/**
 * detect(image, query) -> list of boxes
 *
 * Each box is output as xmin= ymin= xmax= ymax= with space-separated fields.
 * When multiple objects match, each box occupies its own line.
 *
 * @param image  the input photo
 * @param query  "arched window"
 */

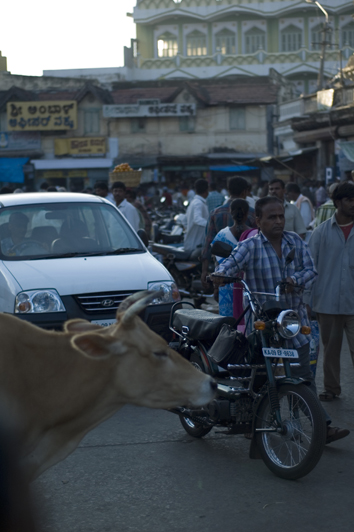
xmin=342 ymin=22 xmax=354 ymax=47
xmin=244 ymin=28 xmax=266 ymax=54
xmin=157 ymin=32 xmax=178 ymax=57
xmin=215 ymin=28 xmax=236 ymax=55
xmin=186 ymin=30 xmax=207 ymax=56
xmin=310 ymin=24 xmax=333 ymax=51
xmin=281 ymin=25 xmax=302 ymax=52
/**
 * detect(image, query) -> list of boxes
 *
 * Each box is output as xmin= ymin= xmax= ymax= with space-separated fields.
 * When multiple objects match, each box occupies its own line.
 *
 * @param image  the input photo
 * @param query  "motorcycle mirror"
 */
xmin=285 ymin=247 xmax=295 ymax=266
xmin=137 ymin=229 xmax=149 ymax=247
xmin=211 ymin=241 xmax=233 ymax=258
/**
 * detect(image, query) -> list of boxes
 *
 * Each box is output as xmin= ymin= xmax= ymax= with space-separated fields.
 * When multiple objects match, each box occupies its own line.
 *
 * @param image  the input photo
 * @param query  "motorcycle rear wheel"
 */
xmin=255 ymin=383 xmax=326 ymax=480
xmin=179 ymin=352 xmax=213 ymax=438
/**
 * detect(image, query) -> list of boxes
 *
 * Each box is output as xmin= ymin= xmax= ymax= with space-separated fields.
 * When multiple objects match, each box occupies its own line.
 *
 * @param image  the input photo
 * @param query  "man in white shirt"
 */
xmin=111 ymin=181 xmax=140 ymax=232
xmin=184 ymin=179 xmax=209 ymax=254
xmin=285 ymin=182 xmax=314 ymax=228
xmin=268 ymin=178 xmax=306 ymax=237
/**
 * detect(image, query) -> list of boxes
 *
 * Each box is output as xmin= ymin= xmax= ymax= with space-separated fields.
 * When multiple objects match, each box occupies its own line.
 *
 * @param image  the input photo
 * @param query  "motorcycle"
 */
xmin=168 ymin=241 xmax=327 ymax=480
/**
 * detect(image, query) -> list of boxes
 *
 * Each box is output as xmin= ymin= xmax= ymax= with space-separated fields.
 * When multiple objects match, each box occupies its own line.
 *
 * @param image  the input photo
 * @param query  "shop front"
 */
xmin=30 ymin=158 xmax=114 ymax=191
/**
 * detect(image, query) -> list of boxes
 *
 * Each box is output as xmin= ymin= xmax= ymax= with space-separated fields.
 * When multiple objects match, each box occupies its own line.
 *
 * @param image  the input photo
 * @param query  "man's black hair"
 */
xmin=111 ymin=181 xmax=126 ymax=191
xmin=332 ymin=181 xmax=354 ymax=204
xmin=39 ymin=181 xmax=49 ymax=190
xmin=269 ymin=178 xmax=285 ymax=189
xmin=94 ymin=181 xmax=108 ymax=191
xmin=195 ymin=179 xmax=208 ymax=195
xmin=227 ymin=176 xmax=249 ymax=196
xmin=230 ymin=199 xmax=249 ymax=225
xmin=255 ymin=196 xmax=284 ymax=218
xmin=285 ymin=182 xmax=301 ymax=194
xmin=126 ymin=189 xmax=137 ymax=200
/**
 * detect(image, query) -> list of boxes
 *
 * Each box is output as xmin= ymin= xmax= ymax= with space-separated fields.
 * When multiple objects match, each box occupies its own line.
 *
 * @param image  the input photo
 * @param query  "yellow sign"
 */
xmin=54 ymin=137 xmax=106 ymax=156
xmin=7 ymin=101 xmax=77 ymax=131
xmin=42 ymin=170 xmax=88 ymax=179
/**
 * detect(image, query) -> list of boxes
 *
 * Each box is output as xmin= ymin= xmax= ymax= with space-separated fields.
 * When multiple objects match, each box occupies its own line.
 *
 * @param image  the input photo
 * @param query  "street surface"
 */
xmin=32 ymin=336 xmax=354 ymax=532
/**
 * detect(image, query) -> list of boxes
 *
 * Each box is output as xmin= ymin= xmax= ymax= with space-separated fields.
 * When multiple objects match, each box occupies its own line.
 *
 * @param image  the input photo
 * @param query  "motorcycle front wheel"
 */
xmin=255 ymin=383 xmax=326 ymax=480
xmin=179 ymin=351 xmax=213 ymax=438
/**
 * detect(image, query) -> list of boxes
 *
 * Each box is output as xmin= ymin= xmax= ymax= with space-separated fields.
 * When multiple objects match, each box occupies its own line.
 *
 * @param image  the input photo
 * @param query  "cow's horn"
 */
xmin=118 ymin=291 xmax=150 ymax=313
xmin=120 ymin=290 xmax=163 ymax=323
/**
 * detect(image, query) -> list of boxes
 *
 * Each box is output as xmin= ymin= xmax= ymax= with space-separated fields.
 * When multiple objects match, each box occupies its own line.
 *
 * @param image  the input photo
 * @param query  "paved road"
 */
xmin=33 ymin=338 xmax=354 ymax=532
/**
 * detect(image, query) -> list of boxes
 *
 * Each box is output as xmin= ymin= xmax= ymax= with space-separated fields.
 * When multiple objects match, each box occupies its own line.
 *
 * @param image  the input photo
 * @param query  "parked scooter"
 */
xmin=151 ymin=199 xmax=189 ymax=245
xmin=168 ymin=241 xmax=326 ymax=480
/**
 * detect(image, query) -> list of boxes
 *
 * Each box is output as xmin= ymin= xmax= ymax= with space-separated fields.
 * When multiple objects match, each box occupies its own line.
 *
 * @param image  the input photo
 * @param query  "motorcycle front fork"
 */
xmin=260 ymin=332 xmax=293 ymax=431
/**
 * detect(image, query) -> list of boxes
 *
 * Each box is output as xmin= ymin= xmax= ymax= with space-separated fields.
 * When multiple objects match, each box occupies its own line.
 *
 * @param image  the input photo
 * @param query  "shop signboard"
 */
xmin=103 ymin=103 xmax=196 ymax=118
xmin=0 ymin=131 xmax=41 ymax=151
xmin=7 ymin=101 xmax=77 ymax=131
xmin=54 ymin=137 xmax=106 ymax=156
xmin=41 ymin=170 xmax=88 ymax=179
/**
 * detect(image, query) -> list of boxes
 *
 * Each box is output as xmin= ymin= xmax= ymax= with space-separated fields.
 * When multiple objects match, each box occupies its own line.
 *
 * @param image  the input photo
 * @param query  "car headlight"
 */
xmin=147 ymin=282 xmax=180 ymax=304
xmin=15 ymin=290 xmax=65 ymax=314
xmin=277 ymin=310 xmax=301 ymax=339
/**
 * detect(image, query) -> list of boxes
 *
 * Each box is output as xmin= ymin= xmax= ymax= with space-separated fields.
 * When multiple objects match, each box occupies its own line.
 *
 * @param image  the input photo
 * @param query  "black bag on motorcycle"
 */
xmin=208 ymin=323 xmax=249 ymax=369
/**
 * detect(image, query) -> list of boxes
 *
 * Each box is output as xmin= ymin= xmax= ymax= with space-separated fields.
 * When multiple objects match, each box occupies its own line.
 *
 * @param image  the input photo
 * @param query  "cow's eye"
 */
xmin=153 ymin=351 xmax=168 ymax=358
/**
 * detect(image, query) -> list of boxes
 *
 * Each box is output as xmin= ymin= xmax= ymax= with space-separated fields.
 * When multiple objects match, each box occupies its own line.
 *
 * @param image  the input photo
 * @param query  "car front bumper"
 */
xmin=13 ymin=296 xmax=173 ymax=340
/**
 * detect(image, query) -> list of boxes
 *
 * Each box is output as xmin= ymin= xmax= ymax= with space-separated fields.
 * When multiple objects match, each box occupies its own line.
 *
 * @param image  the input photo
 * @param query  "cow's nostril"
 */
xmin=210 ymin=380 xmax=217 ymax=391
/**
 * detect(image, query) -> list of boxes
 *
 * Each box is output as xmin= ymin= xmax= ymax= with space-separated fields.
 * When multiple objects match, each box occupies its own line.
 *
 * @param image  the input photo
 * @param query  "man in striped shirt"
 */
xmin=211 ymin=196 xmax=350 ymax=444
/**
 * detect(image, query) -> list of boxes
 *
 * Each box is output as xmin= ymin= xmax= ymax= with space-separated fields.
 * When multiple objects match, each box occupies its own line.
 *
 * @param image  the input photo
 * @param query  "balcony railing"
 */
xmin=140 ymin=47 xmax=354 ymax=70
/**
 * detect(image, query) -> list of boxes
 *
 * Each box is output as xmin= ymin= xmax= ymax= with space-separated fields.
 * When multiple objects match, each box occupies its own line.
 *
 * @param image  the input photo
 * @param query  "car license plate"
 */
xmin=91 ymin=319 xmax=116 ymax=327
xmin=262 ymin=348 xmax=299 ymax=359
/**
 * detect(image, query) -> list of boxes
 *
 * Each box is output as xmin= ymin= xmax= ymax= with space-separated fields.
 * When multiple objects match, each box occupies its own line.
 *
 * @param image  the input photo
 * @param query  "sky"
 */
xmin=1 ymin=0 xmax=137 ymax=76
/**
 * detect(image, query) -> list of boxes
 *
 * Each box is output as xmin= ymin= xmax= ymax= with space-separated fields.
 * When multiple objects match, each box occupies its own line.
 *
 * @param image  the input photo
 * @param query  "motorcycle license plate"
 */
xmin=262 ymin=348 xmax=299 ymax=359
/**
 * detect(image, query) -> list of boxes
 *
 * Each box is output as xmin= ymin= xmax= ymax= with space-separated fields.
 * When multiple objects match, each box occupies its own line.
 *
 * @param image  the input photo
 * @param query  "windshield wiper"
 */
xmin=29 ymin=252 xmax=102 ymax=259
xmin=104 ymin=248 xmax=143 ymax=255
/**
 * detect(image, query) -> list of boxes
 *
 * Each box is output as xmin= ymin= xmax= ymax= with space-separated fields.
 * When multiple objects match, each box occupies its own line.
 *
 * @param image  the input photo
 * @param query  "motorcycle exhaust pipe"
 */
xmin=217 ymin=383 xmax=242 ymax=400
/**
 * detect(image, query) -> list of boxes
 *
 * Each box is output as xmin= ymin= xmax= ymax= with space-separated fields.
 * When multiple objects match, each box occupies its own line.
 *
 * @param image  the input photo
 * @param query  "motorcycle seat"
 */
xmin=172 ymin=309 xmax=236 ymax=340
xmin=152 ymin=243 xmax=191 ymax=260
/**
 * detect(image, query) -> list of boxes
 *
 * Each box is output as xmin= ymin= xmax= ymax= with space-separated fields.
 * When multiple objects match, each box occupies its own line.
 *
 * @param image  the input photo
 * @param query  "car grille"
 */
xmin=74 ymin=291 xmax=138 ymax=313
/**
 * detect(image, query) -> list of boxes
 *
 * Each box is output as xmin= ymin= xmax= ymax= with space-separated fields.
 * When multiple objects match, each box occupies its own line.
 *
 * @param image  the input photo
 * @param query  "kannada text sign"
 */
xmin=7 ymin=101 xmax=77 ymax=131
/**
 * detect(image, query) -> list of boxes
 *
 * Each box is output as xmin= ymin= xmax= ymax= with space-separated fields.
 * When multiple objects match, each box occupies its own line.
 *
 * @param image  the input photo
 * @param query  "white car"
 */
xmin=0 ymin=192 xmax=179 ymax=337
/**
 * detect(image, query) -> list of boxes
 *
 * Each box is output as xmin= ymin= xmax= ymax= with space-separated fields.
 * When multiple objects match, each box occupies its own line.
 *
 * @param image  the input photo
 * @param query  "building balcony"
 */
xmin=140 ymin=46 xmax=353 ymax=70
xmin=278 ymin=86 xmax=354 ymax=123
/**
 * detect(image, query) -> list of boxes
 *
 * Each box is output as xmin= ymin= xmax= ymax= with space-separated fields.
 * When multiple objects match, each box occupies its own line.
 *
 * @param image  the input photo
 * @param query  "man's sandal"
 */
xmin=319 ymin=391 xmax=338 ymax=402
xmin=326 ymin=426 xmax=350 ymax=444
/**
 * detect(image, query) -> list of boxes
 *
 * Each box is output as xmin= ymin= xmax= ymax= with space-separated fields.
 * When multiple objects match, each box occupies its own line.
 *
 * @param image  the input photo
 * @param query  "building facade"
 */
xmin=132 ymin=0 xmax=354 ymax=94
xmin=0 ymin=71 xmax=293 ymax=189
xmin=0 ymin=51 xmax=6 ymax=72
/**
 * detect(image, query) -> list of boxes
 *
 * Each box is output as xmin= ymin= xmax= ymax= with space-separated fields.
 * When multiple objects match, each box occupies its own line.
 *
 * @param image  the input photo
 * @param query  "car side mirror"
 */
xmin=211 ymin=241 xmax=233 ymax=258
xmin=137 ymin=229 xmax=149 ymax=247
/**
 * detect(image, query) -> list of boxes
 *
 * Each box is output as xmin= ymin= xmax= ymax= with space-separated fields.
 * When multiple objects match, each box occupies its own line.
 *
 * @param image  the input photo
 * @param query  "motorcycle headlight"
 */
xmin=147 ymin=281 xmax=180 ymax=304
xmin=277 ymin=310 xmax=301 ymax=339
xmin=15 ymin=290 xmax=65 ymax=314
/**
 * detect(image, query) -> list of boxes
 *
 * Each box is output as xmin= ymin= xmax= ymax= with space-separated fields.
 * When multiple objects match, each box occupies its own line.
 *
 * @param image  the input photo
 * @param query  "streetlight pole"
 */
xmin=305 ymin=0 xmax=331 ymax=90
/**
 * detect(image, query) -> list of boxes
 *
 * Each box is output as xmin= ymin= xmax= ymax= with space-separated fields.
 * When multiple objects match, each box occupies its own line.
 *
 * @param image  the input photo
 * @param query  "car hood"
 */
xmin=4 ymin=252 xmax=173 ymax=295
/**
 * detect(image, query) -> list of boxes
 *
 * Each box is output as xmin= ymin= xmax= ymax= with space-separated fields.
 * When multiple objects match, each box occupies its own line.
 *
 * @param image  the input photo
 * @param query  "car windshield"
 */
xmin=0 ymin=202 xmax=145 ymax=260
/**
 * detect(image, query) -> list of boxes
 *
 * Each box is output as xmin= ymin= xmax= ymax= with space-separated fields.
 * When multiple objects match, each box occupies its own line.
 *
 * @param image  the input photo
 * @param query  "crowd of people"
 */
xmin=0 ymin=174 xmax=352 ymax=433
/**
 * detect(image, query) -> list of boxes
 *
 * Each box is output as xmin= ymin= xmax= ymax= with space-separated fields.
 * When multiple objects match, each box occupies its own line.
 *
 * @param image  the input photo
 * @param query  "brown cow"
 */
xmin=0 ymin=291 xmax=215 ymax=480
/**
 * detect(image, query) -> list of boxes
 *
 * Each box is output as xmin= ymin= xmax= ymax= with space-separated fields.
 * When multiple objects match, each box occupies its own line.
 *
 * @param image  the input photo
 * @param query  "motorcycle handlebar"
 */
xmin=207 ymin=275 xmax=243 ymax=284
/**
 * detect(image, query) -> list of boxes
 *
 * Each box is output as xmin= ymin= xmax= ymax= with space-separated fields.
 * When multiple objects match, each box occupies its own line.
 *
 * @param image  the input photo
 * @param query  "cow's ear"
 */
xmin=71 ymin=333 xmax=127 ymax=359
xmin=64 ymin=319 xmax=103 ymax=333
